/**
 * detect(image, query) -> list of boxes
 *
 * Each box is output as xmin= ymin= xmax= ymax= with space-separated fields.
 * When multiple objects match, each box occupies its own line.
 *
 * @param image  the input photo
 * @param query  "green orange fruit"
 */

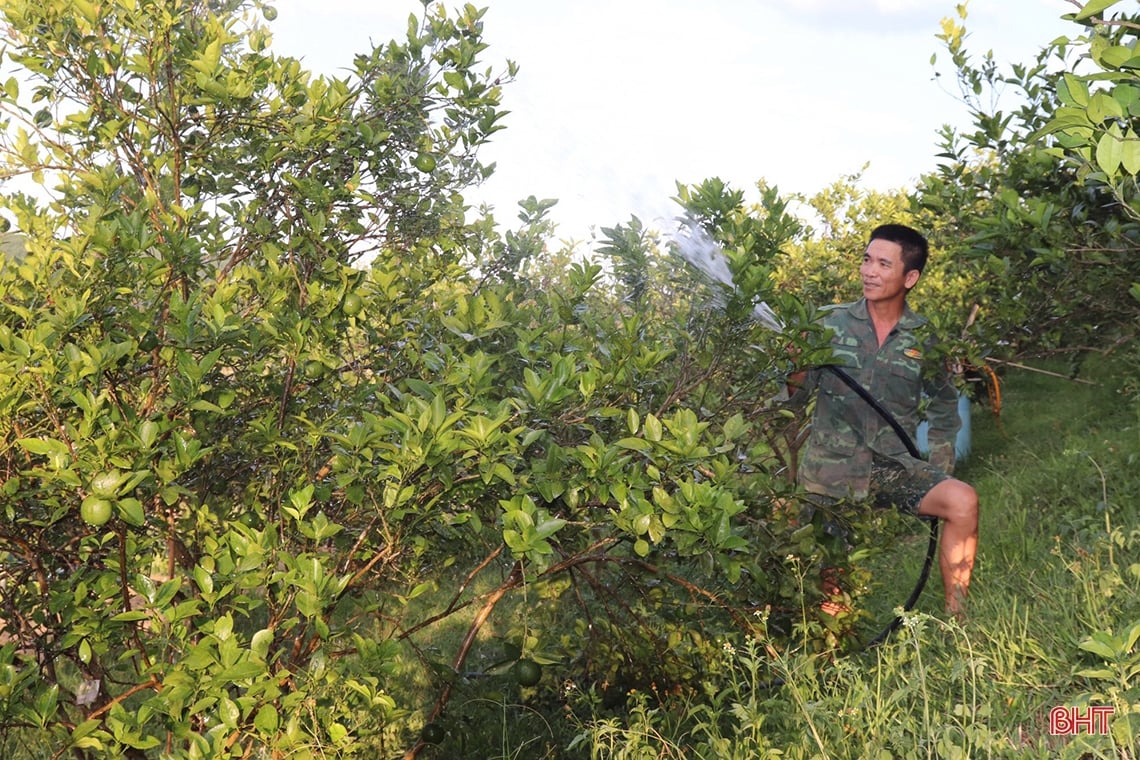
xmin=303 ymin=360 xmax=326 ymax=379
xmin=80 ymin=496 xmax=113 ymax=527
xmin=342 ymin=292 xmax=363 ymax=316
xmin=512 ymin=658 xmax=541 ymax=687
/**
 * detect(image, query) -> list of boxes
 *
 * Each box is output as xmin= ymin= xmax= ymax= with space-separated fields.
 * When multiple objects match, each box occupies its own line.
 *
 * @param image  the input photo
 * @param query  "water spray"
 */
xmin=670 ymin=220 xmax=783 ymax=332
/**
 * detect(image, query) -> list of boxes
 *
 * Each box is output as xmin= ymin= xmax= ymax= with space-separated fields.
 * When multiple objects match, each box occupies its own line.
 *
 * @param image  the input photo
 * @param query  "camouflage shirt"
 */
xmin=794 ymin=298 xmax=961 ymax=500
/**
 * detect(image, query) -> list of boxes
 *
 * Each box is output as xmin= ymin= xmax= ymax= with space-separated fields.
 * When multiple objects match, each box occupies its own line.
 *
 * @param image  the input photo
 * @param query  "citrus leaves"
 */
xmin=1037 ymin=10 xmax=1140 ymax=181
xmin=0 ymin=0 xmax=510 ymax=753
xmin=1074 ymin=0 xmax=1128 ymax=21
xmin=500 ymin=495 xmax=567 ymax=568
xmin=1095 ymin=125 xmax=1140 ymax=178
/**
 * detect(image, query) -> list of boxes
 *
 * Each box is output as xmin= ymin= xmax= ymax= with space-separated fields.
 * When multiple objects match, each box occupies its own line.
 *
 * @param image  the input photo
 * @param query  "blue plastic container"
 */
xmin=916 ymin=393 xmax=972 ymax=464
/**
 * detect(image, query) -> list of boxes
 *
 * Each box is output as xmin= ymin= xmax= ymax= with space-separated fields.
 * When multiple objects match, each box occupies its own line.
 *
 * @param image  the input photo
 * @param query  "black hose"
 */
xmin=822 ymin=365 xmax=941 ymax=649
xmin=756 ymin=365 xmax=942 ymax=689
xmin=822 ymin=365 xmax=922 ymax=459
xmin=820 ymin=364 xmax=941 ymax=647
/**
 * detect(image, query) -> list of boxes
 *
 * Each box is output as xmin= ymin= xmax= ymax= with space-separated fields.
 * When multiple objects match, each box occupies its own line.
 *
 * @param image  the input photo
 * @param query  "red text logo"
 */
xmin=1049 ymin=705 xmax=1114 ymax=735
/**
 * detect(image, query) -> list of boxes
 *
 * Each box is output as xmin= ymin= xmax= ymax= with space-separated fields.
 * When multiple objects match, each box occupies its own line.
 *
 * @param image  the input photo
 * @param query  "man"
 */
xmin=788 ymin=224 xmax=978 ymax=618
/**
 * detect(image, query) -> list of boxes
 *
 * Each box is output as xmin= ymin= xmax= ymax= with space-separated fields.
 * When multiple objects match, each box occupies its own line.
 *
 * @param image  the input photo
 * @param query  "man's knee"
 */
xmin=920 ymin=478 xmax=978 ymax=524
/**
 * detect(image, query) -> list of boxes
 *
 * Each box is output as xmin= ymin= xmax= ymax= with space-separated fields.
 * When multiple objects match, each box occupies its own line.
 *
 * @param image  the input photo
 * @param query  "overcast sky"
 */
xmin=271 ymin=0 xmax=1076 ymax=241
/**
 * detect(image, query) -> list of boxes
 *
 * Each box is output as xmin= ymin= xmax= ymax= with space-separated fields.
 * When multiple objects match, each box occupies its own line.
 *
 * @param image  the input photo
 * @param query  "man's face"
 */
xmin=860 ymin=238 xmax=920 ymax=304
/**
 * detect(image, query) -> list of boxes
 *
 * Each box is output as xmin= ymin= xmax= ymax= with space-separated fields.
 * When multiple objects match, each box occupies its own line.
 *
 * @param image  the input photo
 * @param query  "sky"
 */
xmin=269 ymin=0 xmax=1077 ymax=242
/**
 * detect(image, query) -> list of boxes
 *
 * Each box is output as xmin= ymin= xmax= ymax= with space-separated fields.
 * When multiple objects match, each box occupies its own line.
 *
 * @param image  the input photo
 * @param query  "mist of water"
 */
xmin=670 ymin=219 xmax=784 ymax=333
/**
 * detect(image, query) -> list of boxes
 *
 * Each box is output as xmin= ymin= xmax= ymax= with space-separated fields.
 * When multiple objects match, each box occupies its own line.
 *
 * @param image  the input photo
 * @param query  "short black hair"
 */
xmin=869 ymin=223 xmax=929 ymax=274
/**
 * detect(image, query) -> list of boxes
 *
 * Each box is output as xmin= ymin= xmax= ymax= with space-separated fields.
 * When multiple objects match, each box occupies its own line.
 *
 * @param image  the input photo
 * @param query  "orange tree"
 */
xmin=0 ymin=2 xmax=840 ymax=756
xmin=913 ymin=1 xmax=1140 ymax=370
xmin=0 ymin=0 xmax=518 ymax=754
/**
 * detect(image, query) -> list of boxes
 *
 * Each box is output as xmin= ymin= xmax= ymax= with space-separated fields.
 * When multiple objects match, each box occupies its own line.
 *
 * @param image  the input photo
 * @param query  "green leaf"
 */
xmin=1122 ymin=132 xmax=1140 ymax=174
xmin=1037 ymin=113 xmax=1093 ymax=141
xmin=403 ymin=378 xmax=435 ymax=398
xmin=251 ymin=628 xmax=274 ymax=661
xmin=254 ymin=704 xmax=279 ymax=734
xmin=502 ymin=529 xmax=525 ymax=553
xmin=1122 ymin=620 xmax=1140 ymax=652
xmin=219 ymin=661 xmax=265 ymax=681
xmin=34 ymin=685 xmax=59 ymax=725
xmin=407 ymin=582 xmax=435 ymax=600
xmin=1096 ymin=129 xmax=1123 ymax=177
xmin=194 ymin=566 xmax=214 ymax=595
xmin=492 ymin=462 xmax=516 ymax=485
xmin=1078 ymin=631 xmax=1120 ymax=659
xmin=138 ymin=420 xmax=160 ymax=449
xmin=70 ymin=719 xmax=104 ymax=748
xmin=17 ymin=437 xmax=68 ymax=456
xmin=443 ymin=70 xmax=466 ymax=91
xmin=1088 ymin=91 xmax=1124 ymax=123
xmin=217 ymin=696 xmax=240 ymax=729
xmin=117 ymin=498 xmax=146 ymax=527
xmin=644 ymin=414 xmax=663 ymax=442
xmin=1100 ymin=45 xmax=1135 ymax=68
xmin=633 ymin=513 xmax=652 ymax=535
xmin=1075 ymin=0 xmax=1125 ymax=21
xmin=153 ymin=578 xmax=182 ymax=609
xmin=723 ymin=412 xmax=748 ymax=440
xmin=1059 ymin=73 xmax=1091 ymax=108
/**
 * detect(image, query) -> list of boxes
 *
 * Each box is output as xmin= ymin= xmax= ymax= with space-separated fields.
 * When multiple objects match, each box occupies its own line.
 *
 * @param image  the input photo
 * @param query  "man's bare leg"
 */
xmin=917 ymin=479 xmax=979 ymax=617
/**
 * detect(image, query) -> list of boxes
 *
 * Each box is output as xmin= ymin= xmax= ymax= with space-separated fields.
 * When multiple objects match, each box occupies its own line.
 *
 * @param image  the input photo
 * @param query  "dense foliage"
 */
xmin=1 ymin=0 xmax=1138 ymax=757
xmin=0 ymin=2 xmax=841 ymax=756
xmin=915 ymin=1 xmax=1140 ymax=367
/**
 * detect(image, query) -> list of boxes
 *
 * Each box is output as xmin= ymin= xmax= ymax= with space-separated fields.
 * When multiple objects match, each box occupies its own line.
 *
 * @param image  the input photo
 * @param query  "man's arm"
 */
xmin=785 ymin=366 xmax=818 ymax=407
